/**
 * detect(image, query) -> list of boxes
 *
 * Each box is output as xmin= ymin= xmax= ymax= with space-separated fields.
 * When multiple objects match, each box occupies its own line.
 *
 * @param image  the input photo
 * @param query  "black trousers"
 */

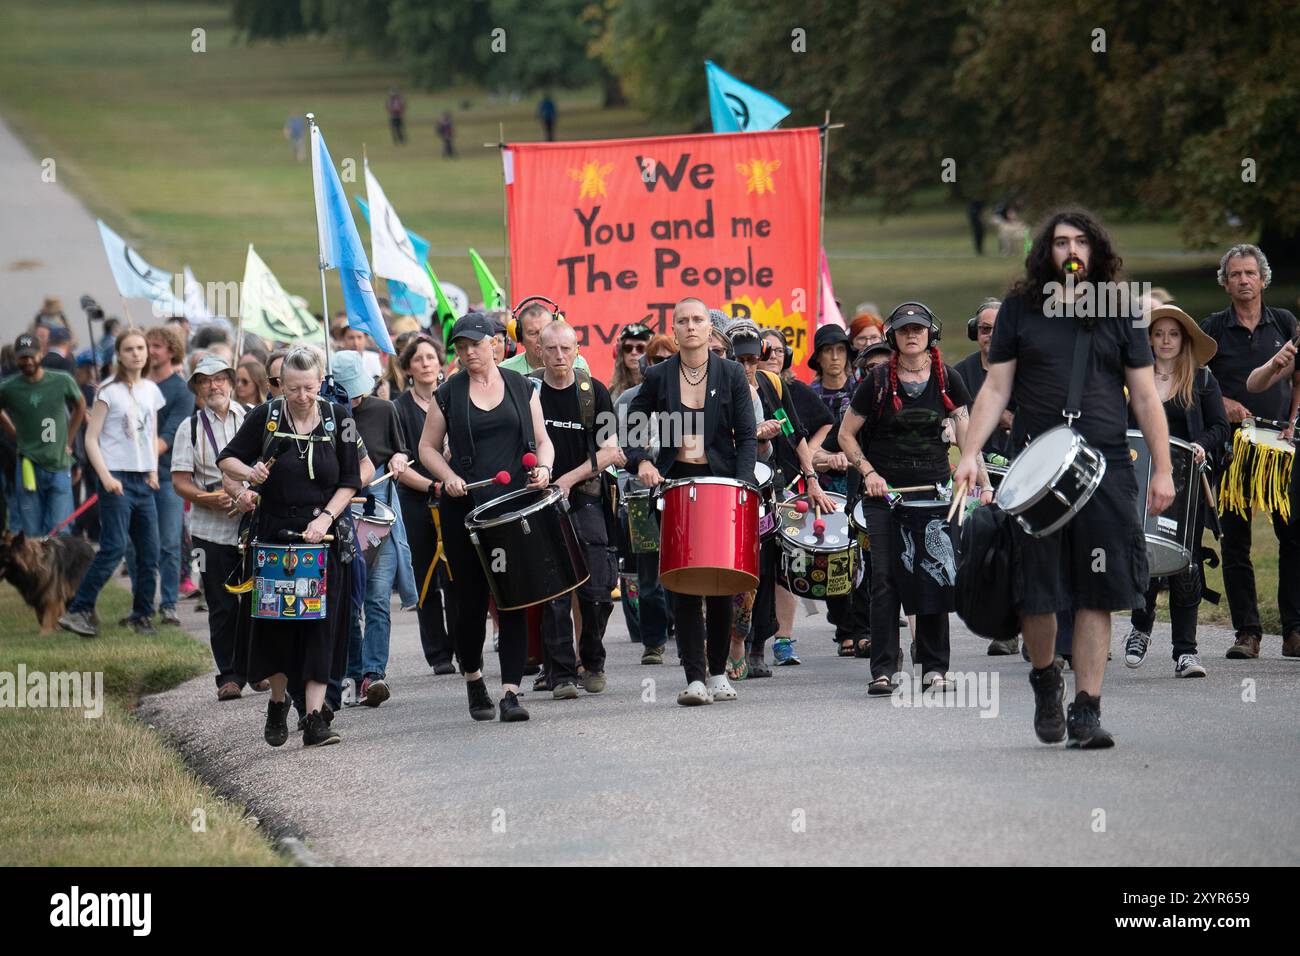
xmin=1219 ymin=470 xmax=1300 ymax=636
xmin=399 ymin=489 xmax=455 ymax=668
xmin=671 ymin=592 xmax=732 ymax=684
xmin=541 ymin=500 xmax=614 ymax=682
xmin=826 ymin=553 xmax=872 ymax=642
xmin=750 ymin=538 xmax=778 ymax=653
xmin=859 ymin=498 xmax=950 ymax=679
xmin=1131 ymin=566 xmax=1202 ymax=659
xmin=441 ymin=496 xmax=527 ymax=686
xmin=196 ymin=536 xmax=249 ymax=688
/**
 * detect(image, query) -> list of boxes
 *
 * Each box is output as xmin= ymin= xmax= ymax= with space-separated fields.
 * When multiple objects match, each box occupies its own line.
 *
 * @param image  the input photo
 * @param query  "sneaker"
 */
xmin=1123 ymin=628 xmax=1151 ymax=668
xmin=195 ymin=595 xmax=207 ymax=613
xmin=58 ymin=610 xmax=97 ymax=638
xmin=1028 ymin=665 xmax=1067 ymax=744
xmin=217 ymin=681 xmax=242 ymax=701
xmin=552 ymin=681 xmax=579 ymax=700
xmin=499 ymin=691 xmax=530 ymax=722
xmin=533 ymin=670 xmax=552 ymax=693
xmin=302 ymin=709 xmax=341 ymax=746
xmin=466 ymin=677 xmax=495 ymax=721
xmin=127 ymin=617 xmax=156 ymax=635
xmin=159 ymin=606 xmax=182 ymax=626
xmin=640 ymin=645 xmax=665 ymax=665
xmin=179 ymin=579 xmax=199 ymax=600
xmin=987 ymin=637 xmax=1019 ymax=656
xmin=1174 ymin=654 xmax=1206 ymax=678
xmin=1066 ymin=692 xmax=1114 ymax=749
xmin=583 ymin=671 xmax=607 ymax=694
xmin=360 ymin=676 xmax=390 ymax=707
xmin=432 ymin=661 xmax=457 ymax=675
xmin=746 ymin=654 xmax=773 ymax=679
xmin=264 ymin=698 xmax=290 ymax=747
xmin=705 ymin=674 xmax=737 ymax=701
xmin=676 ymin=680 xmax=713 ymax=706
xmin=1282 ymin=631 xmax=1300 ymax=658
xmin=772 ymin=637 xmax=801 ymax=665
xmin=341 ymin=677 xmax=359 ymax=708
xmin=1226 ymin=632 xmax=1261 ymax=659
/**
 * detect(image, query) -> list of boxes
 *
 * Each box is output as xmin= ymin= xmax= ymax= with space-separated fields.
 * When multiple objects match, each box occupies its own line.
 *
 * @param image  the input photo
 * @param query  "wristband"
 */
xmin=321 ymin=508 xmax=335 ymax=521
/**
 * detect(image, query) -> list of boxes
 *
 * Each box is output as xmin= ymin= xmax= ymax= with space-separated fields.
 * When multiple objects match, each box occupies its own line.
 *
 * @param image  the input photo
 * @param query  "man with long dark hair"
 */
xmin=955 ymin=208 xmax=1175 ymax=750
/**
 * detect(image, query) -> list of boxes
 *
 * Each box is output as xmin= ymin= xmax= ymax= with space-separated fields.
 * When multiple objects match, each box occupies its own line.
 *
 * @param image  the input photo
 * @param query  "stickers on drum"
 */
xmin=776 ymin=493 xmax=852 ymax=600
xmin=754 ymin=462 xmax=777 ymax=540
xmin=252 ymin=543 xmax=329 ymax=620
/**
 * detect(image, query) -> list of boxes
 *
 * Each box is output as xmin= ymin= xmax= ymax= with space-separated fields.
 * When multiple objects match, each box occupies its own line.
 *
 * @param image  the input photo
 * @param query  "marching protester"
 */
xmin=393 ymin=335 xmax=456 ymax=674
xmin=418 ymin=313 xmax=557 ymax=724
xmin=236 ymin=358 xmax=271 ymax=408
xmin=609 ymin=322 xmax=651 ymax=401
xmin=218 ymin=346 xmax=361 ymax=748
xmin=59 ymin=329 xmax=166 ymax=637
xmin=144 ymin=325 xmax=194 ymax=627
xmin=623 ymin=297 xmax=757 ymax=706
xmin=169 ymin=357 xmax=250 ymax=700
xmin=0 ymin=333 xmax=86 ymax=537
xmin=499 ymin=300 xmax=591 ymax=375
xmin=267 ymin=349 xmax=287 ymax=399
xmin=333 ymin=350 xmax=411 ymax=708
xmin=1200 ymin=244 xmax=1300 ymax=659
xmin=530 ymin=321 xmax=624 ymax=698
xmin=955 ymin=208 xmax=1175 ymax=749
xmin=849 ymin=306 xmax=885 ymax=352
xmin=1123 ymin=306 xmax=1229 ymax=676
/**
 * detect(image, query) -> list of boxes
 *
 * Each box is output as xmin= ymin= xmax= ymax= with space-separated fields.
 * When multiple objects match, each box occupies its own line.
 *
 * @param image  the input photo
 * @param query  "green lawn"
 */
xmin=0 ymin=582 xmax=282 ymax=866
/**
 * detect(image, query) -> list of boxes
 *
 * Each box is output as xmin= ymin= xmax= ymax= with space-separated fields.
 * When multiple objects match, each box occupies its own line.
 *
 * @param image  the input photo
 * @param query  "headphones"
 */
xmin=760 ymin=328 xmax=792 ymax=370
xmin=507 ymin=295 xmax=566 ymax=342
xmin=967 ymin=297 xmax=1003 ymax=341
xmin=884 ymin=301 xmax=941 ymax=350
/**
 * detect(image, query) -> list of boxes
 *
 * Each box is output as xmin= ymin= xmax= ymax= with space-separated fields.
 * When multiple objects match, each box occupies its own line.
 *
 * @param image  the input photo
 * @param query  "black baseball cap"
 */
xmin=619 ymin=323 xmax=652 ymax=342
xmin=855 ymin=341 xmax=893 ymax=367
xmin=731 ymin=331 xmax=763 ymax=358
xmin=14 ymin=333 xmax=40 ymax=357
xmin=449 ymin=312 xmax=495 ymax=343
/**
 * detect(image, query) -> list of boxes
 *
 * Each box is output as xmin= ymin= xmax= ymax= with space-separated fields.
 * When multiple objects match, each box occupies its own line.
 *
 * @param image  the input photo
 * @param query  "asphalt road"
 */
xmin=141 ymin=595 xmax=1299 ymax=866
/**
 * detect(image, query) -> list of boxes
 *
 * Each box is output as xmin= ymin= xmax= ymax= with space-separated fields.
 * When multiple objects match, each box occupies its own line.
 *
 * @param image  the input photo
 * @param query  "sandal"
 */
xmin=854 ymin=639 xmax=871 ymax=659
xmin=838 ymin=639 xmax=856 ymax=657
xmin=746 ymin=655 xmax=773 ymax=679
xmin=867 ymin=676 xmax=893 ymax=697
xmin=726 ymin=655 xmax=749 ymax=681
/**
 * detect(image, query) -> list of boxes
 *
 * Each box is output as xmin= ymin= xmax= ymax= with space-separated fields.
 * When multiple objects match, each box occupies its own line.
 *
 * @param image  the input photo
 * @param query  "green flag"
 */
xmin=427 ymin=264 xmax=459 ymax=343
xmin=468 ymin=248 xmax=506 ymax=310
xmin=240 ymin=244 xmax=319 ymax=343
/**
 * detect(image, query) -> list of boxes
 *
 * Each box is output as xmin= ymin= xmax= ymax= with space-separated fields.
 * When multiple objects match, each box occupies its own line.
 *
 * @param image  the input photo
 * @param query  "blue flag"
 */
xmin=311 ymin=125 xmax=394 ymax=353
xmin=96 ymin=219 xmax=184 ymax=313
xmin=705 ymin=60 xmax=790 ymax=133
xmin=354 ymin=195 xmax=431 ymax=317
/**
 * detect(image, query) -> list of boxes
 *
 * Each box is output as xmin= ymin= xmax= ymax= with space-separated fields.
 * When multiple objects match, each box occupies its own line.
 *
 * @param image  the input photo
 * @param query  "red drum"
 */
xmin=657 ymin=477 xmax=760 ymax=596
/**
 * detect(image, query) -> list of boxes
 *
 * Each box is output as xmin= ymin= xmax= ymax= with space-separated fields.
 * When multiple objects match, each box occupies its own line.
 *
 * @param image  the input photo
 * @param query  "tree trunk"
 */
xmin=601 ymin=69 xmax=627 ymax=109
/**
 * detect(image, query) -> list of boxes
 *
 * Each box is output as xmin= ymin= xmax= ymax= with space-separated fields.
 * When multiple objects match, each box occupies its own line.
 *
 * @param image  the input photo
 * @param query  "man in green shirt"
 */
xmin=0 ymin=333 xmax=86 ymax=535
xmin=498 ymin=301 xmax=591 ymax=375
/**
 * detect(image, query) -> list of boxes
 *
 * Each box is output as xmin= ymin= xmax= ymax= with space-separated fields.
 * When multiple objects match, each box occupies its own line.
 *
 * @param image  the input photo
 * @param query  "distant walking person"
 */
xmin=538 ymin=93 xmax=557 ymax=141
xmin=283 ymin=114 xmax=306 ymax=161
xmin=387 ymin=88 xmax=406 ymax=145
xmin=437 ymin=112 xmax=455 ymax=158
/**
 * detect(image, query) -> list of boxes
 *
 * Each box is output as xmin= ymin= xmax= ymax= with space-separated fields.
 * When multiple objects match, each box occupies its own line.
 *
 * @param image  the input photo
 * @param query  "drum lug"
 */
xmin=521 ymin=518 xmax=531 ymax=535
xmin=469 ymin=531 xmax=479 ymax=547
xmin=690 ymin=486 xmax=697 ymax=501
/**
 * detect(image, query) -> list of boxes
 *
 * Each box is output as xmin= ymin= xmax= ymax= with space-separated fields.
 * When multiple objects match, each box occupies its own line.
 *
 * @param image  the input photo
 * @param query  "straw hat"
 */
xmin=1149 ymin=305 xmax=1217 ymax=367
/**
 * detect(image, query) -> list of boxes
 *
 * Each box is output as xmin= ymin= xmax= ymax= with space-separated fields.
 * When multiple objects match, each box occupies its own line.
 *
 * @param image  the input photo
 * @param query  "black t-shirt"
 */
xmin=219 ymin=401 xmax=361 ymax=511
xmin=848 ymin=362 xmax=972 ymax=486
xmin=1201 ymin=304 xmax=1297 ymax=421
xmin=538 ymin=375 xmax=614 ymax=490
xmin=42 ymin=352 xmax=74 ymax=374
xmin=394 ymin=389 xmax=433 ymax=482
xmin=789 ymin=378 xmax=833 ymax=437
xmin=351 ymin=395 xmax=407 ymax=472
xmin=953 ymin=351 xmax=1015 ymax=459
xmin=988 ymin=295 xmax=1152 ymax=461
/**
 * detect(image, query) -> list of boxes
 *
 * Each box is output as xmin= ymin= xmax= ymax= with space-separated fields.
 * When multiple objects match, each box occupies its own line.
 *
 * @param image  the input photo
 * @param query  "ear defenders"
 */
xmin=967 ymin=297 xmax=1002 ymax=341
xmin=508 ymin=295 xmax=566 ymax=342
xmin=759 ymin=328 xmax=792 ymax=370
xmin=884 ymin=301 xmax=940 ymax=350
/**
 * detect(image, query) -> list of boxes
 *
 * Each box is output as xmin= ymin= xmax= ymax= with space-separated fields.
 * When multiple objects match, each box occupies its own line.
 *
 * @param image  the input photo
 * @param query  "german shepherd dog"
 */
xmin=0 ymin=531 xmax=95 ymax=634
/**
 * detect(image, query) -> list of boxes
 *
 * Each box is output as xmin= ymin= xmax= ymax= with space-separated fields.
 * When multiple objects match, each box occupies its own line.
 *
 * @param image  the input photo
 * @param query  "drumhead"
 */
xmin=776 ymin=493 xmax=849 ymax=552
xmin=659 ymin=476 xmax=759 ymax=495
xmin=998 ymin=426 xmax=1079 ymax=510
xmin=754 ymin=461 xmax=773 ymax=489
xmin=466 ymin=485 xmax=565 ymax=529
xmin=349 ymin=498 xmax=397 ymax=525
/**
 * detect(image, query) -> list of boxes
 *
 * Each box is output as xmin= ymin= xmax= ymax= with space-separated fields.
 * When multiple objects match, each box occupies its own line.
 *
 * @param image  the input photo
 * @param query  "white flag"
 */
xmin=183 ymin=266 xmax=214 ymax=326
xmin=240 ymin=245 xmax=319 ymax=343
xmin=364 ymin=160 xmax=435 ymax=301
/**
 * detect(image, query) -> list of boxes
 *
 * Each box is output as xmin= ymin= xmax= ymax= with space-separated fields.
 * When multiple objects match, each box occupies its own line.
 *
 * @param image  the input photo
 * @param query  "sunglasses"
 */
xmin=977 ymin=325 xmax=995 ymax=335
xmin=622 ymin=342 xmax=647 ymax=354
xmin=648 ymin=352 xmax=672 ymax=364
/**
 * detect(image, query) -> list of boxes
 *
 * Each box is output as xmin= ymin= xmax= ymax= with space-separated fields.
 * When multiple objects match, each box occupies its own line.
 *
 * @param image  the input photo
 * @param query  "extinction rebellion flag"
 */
xmin=505 ymin=128 xmax=822 ymax=384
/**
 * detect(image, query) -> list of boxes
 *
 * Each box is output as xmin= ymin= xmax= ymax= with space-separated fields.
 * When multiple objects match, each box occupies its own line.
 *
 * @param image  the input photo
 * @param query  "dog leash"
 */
xmin=47 ymin=493 xmax=99 ymax=537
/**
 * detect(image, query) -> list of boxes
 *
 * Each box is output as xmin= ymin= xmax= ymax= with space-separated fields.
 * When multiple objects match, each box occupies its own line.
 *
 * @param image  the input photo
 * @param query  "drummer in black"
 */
xmin=417 ymin=313 xmax=557 ymax=724
xmin=838 ymin=303 xmax=986 ymax=696
xmin=955 ymin=208 xmax=1175 ymax=749
xmin=219 ymin=346 xmax=362 ymax=748
xmin=624 ymin=296 xmax=757 ymax=707
xmin=529 ymin=321 xmax=625 ymax=699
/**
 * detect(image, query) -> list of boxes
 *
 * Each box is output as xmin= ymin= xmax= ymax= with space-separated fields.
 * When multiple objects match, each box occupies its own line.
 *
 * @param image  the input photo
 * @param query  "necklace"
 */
xmin=285 ymin=406 xmax=316 ymax=459
xmin=681 ymin=358 xmax=708 ymax=386
xmin=900 ymin=358 xmax=931 ymax=373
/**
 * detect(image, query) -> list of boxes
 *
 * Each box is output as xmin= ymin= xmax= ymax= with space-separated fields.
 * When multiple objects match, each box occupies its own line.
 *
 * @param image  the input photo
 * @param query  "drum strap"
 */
xmin=1062 ymin=324 xmax=1094 ymax=424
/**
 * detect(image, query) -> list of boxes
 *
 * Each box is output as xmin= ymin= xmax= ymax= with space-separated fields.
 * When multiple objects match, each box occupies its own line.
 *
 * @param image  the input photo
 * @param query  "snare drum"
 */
xmin=1128 ymin=429 xmax=1199 ymax=577
xmin=466 ymin=486 xmax=589 ymax=611
xmin=658 ymin=477 xmax=760 ymax=595
xmin=849 ymin=498 xmax=871 ymax=551
xmin=350 ymin=496 xmax=398 ymax=561
xmin=775 ymin=493 xmax=853 ymax=600
xmin=754 ymin=462 xmax=777 ymax=540
xmin=997 ymin=425 xmax=1106 ymax=538
xmin=252 ymin=542 xmax=329 ymax=619
xmin=1222 ymin=418 xmax=1295 ymax=521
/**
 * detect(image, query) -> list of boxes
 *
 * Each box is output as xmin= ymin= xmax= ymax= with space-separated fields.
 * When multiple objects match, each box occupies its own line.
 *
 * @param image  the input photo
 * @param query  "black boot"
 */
xmin=1028 ymin=665 xmax=1066 ymax=744
xmin=499 ymin=690 xmax=530 ymax=722
xmin=466 ymin=677 xmax=495 ymax=721
xmin=302 ymin=709 xmax=341 ymax=747
xmin=264 ymin=698 xmax=290 ymax=748
xmin=1067 ymin=692 xmax=1115 ymax=749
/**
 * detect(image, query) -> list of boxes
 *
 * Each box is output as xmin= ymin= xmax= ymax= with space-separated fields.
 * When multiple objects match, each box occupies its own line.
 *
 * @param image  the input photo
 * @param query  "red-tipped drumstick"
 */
xmin=794 ymin=499 xmax=809 ymax=514
xmin=522 ymin=452 xmax=538 ymax=469
xmin=464 ymin=470 xmax=512 ymax=491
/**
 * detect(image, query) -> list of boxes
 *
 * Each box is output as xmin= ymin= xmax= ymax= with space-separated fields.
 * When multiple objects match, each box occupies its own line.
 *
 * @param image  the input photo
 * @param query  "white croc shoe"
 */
xmin=705 ymin=674 xmax=737 ymax=701
xmin=677 ymin=680 xmax=713 ymax=706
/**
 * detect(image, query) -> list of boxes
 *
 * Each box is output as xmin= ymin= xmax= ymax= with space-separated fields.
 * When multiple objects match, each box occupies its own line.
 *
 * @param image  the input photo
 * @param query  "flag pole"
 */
xmin=307 ymin=113 xmax=333 ymax=377
xmin=483 ymin=122 xmax=510 ymax=308
xmin=814 ymin=111 xmax=845 ymax=329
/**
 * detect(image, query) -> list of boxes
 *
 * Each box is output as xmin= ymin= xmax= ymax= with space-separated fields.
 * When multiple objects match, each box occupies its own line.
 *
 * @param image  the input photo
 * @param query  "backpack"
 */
xmin=955 ymin=504 xmax=1020 ymax=640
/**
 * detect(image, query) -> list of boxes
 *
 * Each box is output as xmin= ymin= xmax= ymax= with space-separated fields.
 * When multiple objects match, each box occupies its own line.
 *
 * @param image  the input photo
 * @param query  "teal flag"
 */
xmin=705 ymin=60 xmax=790 ymax=133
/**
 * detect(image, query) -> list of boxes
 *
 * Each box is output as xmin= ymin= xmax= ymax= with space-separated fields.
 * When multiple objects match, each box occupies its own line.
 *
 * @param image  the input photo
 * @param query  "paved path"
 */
xmin=141 ymin=596 xmax=1299 ymax=866
xmin=0 ymin=115 xmax=123 ymax=342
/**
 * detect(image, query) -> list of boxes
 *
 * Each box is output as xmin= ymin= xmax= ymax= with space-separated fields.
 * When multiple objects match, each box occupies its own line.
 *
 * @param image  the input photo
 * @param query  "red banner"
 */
xmin=505 ymin=128 xmax=822 ymax=385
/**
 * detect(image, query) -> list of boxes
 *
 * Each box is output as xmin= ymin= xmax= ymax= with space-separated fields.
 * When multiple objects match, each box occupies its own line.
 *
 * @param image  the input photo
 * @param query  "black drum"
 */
xmin=466 ymin=486 xmax=589 ymax=610
xmin=1128 ymin=429 xmax=1199 ymax=577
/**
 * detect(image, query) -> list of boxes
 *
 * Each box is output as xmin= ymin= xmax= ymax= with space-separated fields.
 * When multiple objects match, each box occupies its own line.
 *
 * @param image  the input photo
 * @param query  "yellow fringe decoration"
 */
xmin=1219 ymin=427 xmax=1294 ymax=523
